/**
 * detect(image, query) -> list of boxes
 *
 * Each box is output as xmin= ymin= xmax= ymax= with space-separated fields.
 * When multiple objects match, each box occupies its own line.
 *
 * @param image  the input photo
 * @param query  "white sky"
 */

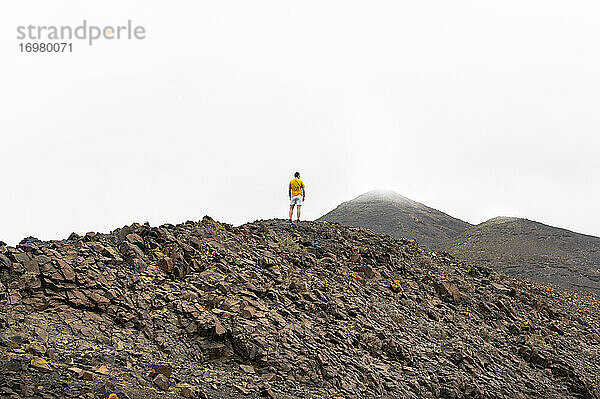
xmin=1 ymin=0 xmax=599 ymax=245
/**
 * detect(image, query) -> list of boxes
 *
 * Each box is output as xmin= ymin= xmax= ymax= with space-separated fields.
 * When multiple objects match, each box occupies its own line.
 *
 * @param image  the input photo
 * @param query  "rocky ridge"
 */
xmin=441 ymin=217 xmax=600 ymax=295
xmin=0 ymin=217 xmax=599 ymax=398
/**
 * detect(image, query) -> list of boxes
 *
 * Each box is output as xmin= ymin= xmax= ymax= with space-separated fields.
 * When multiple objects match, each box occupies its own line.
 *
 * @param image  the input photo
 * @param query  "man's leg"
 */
xmin=296 ymin=205 xmax=301 ymax=221
xmin=289 ymin=205 xmax=294 ymax=221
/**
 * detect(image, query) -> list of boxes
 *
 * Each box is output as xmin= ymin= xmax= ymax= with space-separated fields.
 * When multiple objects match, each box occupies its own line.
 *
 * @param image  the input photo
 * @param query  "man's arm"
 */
xmin=302 ymin=186 xmax=306 ymax=201
xmin=289 ymin=186 xmax=292 ymax=199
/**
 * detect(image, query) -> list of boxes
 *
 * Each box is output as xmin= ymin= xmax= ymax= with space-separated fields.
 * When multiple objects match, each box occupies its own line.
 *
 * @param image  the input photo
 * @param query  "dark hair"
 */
xmin=294 ymin=172 xmax=300 ymax=178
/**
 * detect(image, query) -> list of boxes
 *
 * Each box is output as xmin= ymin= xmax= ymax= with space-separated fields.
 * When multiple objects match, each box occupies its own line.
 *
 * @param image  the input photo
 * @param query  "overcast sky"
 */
xmin=1 ymin=0 xmax=599 ymax=245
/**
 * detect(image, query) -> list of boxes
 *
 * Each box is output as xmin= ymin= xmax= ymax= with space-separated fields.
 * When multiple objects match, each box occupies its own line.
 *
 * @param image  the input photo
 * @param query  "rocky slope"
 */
xmin=441 ymin=217 xmax=600 ymax=295
xmin=1 ymin=218 xmax=599 ymax=398
xmin=318 ymin=191 xmax=472 ymax=250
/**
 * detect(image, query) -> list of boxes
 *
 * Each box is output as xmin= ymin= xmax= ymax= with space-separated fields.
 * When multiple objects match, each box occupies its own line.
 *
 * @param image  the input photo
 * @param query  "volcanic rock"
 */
xmin=0 ymin=218 xmax=598 ymax=398
xmin=30 ymin=357 xmax=52 ymax=373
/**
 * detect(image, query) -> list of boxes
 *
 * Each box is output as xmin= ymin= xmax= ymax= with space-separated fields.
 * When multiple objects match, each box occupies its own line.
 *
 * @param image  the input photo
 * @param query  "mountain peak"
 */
xmin=482 ymin=216 xmax=521 ymax=225
xmin=352 ymin=190 xmax=417 ymax=204
xmin=318 ymin=191 xmax=471 ymax=249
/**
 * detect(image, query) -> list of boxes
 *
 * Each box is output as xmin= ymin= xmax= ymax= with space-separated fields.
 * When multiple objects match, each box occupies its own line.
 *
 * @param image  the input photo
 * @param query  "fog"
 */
xmin=1 ymin=0 xmax=599 ymax=245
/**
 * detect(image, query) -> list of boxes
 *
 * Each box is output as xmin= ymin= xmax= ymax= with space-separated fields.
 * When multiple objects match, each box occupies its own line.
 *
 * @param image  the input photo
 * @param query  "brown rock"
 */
xmin=289 ymin=277 xmax=307 ymax=293
xmin=242 ymin=304 xmax=256 ymax=319
xmin=126 ymin=233 xmax=144 ymax=246
xmin=56 ymin=259 xmax=75 ymax=281
xmin=153 ymin=373 xmax=170 ymax=390
xmin=6 ymin=358 xmax=22 ymax=371
xmin=0 ymin=253 xmax=11 ymax=269
xmin=68 ymin=289 xmax=93 ymax=307
xmin=180 ymin=386 xmax=194 ymax=398
xmin=25 ymin=342 xmax=47 ymax=356
xmin=80 ymin=370 xmax=95 ymax=381
xmin=152 ymin=364 xmax=172 ymax=378
xmin=214 ymin=320 xmax=227 ymax=336
xmin=436 ymin=282 xmax=461 ymax=302
xmin=30 ymin=357 xmax=53 ymax=373
xmin=159 ymin=257 xmax=173 ymax=273
xmin=362 ymin=264 xmax=380 ymax=279
xmin=132 ymin=258 xmax=147 ymax=272
xmin=240 ymin=364 xmax=255 ymax=373
xmin=205 ymin=343 xmax=226 ymax=359
xmin=234 ymin=384 xmax=251 ymax=394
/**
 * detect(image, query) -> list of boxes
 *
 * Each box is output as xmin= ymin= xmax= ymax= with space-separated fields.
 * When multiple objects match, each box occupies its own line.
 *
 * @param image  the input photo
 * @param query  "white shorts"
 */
xmin=290 ymin=195 xmax=303 ymax=206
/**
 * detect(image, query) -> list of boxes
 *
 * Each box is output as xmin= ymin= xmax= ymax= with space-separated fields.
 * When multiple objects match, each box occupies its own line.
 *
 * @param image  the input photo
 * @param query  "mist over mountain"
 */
xmin=318 ymin=190 xmax=472 ymax=250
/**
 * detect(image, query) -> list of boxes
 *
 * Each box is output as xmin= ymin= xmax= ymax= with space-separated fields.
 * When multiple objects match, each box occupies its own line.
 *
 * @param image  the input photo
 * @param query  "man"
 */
xmin=288 ymin=172 xmax=306 ymax=222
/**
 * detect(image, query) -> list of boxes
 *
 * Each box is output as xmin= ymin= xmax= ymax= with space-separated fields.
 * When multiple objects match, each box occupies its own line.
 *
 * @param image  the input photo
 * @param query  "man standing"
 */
xmin=289 ymin=172 xmax=306 ymax=222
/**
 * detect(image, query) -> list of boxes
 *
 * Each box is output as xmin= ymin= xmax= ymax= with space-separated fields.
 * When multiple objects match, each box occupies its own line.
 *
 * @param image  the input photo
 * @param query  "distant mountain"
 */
xmin=319 ymin=192 xmax=600 ymax=295
xmin=441 ymin=217 xmax=600 ymax=294
xmin=317 ymin=190 xmax=472 ymax=249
